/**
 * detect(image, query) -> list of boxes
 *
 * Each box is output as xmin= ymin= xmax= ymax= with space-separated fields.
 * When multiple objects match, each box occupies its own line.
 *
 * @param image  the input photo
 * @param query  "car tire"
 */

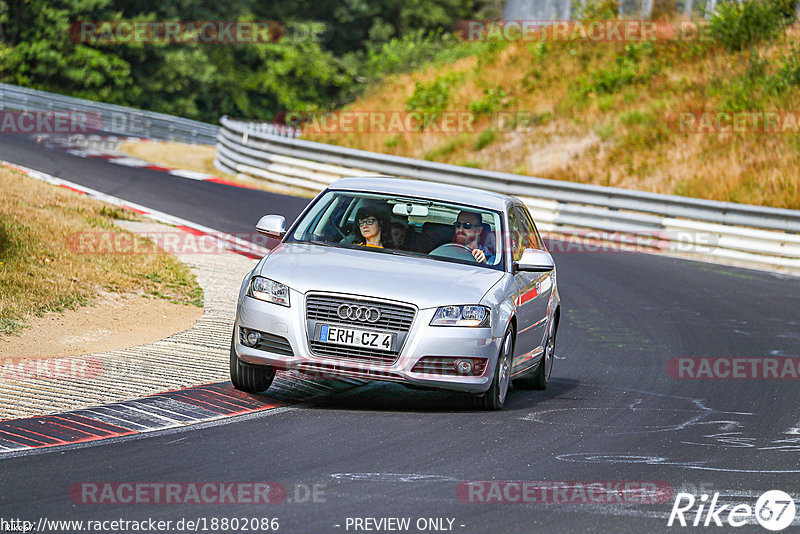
xmin=532 ymin=325 xmax=557 ymax=390
xmin=513 ymin=324 xmax=557 ymax=390
xmin=229 ymin=327 xmax=275 ymax=393
xmin=472 ymin=327 xmax=514 ymax=410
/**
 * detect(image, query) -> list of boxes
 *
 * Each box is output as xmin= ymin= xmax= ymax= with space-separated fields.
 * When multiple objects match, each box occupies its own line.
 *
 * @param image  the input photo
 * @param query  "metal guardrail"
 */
xmin=0 ymin=85 xmax=300 ymax=144
xmin=215 ymin=116 xmax=800 ymax=271
xmin=232 ymin=119 xmax=301 ymax=139
xmin=0 ymin=83 xmax=220 ymax=144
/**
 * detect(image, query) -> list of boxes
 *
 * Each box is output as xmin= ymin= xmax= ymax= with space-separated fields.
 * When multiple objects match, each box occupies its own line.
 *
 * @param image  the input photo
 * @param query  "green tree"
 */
xmin=0 ymin=0 xmax=490 ymax=122
xmin=0 ymin=0 xmax=132 ymax=102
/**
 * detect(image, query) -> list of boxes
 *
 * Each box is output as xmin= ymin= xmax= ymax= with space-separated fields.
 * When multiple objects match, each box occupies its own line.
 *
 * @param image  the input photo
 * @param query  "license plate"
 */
xmin=317 ymin=324 xmax=394 ymax=351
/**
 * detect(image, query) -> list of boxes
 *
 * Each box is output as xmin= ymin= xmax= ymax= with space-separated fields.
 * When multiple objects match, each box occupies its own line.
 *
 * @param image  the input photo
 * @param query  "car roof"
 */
xmin=327 ymin=176 xmax=518 ymax=211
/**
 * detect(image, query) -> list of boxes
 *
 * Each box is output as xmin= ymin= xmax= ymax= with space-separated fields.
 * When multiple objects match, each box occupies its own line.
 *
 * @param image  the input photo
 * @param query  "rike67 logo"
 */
xmin=668 ymin=490 xmax=796 ymax=531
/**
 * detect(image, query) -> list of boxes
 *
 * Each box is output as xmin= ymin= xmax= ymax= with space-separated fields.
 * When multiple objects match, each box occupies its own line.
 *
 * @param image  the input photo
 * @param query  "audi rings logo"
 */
xmin=337 ymin=304 xmax=381 ymax=323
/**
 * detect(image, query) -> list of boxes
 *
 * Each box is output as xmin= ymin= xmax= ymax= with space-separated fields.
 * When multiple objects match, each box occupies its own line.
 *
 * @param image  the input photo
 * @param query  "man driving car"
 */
xmin=454 ymin=210 xmax=494 ymax=264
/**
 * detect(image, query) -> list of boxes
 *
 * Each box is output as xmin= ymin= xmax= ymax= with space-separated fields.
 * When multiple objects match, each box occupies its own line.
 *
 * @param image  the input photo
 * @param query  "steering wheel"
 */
xmin=429 ymin=243 xmax=478 ymax=262
xmin=323 ymin=222 xmax=347 ymax=241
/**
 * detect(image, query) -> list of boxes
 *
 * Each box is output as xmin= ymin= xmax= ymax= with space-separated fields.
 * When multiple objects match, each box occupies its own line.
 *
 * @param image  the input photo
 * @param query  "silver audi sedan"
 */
xmin=230 ymin=177 xmax=560 ymax=409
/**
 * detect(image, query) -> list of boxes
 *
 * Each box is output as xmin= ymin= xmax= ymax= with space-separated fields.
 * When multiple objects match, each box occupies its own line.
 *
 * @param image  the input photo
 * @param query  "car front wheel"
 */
xmin=229 ymin=327 xmax=275 ymax=393
xmin=472 ymin=327 xmax=513 ymax=410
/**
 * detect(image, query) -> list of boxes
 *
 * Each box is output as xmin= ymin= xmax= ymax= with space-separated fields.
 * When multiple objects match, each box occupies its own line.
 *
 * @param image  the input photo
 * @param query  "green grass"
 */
xmin=405 ymin=72 xmax=465 ymax=114
xmin=469 ymin=86 xmax=509 ymax=115
xmin=1 ymin=318 xmax=23 ymax=336
xmin=593 ymin=120 xmax=616 ymax=141
xmin=474 ymin=129 xmax=497 ymax=150
xmin=459 ymin=160 xmax=483 ymax=168
xmin=424 ymin=140 xmax=458 ymax=160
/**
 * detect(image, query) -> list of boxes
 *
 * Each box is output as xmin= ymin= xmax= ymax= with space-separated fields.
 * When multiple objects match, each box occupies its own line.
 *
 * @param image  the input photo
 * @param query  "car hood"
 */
xmin=257 ymin=243 xmax=505 ymax=309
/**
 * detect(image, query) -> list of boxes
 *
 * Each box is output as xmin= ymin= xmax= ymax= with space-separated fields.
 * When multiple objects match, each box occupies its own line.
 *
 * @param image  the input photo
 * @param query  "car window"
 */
xmin=508 ymin=207 xmax=524 ymax=262
xmin=292 ymin=193 xmax=353 ymax=243
xmin=508 ymin=205 xmax=541 ymax=263
xmin=515 ymin=205 xmax=543 ymax=250
xmin=287 ymin=190 xmax=505 ymax=270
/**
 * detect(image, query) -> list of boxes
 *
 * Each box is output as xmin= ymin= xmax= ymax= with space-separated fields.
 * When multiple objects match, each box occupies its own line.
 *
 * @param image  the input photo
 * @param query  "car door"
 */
xmin=509 ymin=205 xmax=552 ymax=375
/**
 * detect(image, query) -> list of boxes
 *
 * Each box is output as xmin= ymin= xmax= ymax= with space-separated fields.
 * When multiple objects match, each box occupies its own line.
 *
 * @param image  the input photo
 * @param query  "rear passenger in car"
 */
xmin=390 ymin=220 xmax=409 ymax=250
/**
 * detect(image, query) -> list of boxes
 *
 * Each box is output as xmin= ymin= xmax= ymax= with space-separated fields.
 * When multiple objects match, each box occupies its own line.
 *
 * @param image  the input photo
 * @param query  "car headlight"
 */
xmin=248 ymin=276 xmax=290 ymax=307
xmin=430 ymin=305 xmax=490 ymax=327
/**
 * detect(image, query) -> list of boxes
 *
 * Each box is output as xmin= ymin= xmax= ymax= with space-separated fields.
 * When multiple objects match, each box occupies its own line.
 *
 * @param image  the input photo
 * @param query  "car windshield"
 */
xmin=286 ymin=190 xmax=505 ymax=271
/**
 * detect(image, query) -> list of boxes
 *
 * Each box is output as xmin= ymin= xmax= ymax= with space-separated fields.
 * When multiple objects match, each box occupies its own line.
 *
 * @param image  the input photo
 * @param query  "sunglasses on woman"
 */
xmin=358 ymin=217 xmax=378 ymax=227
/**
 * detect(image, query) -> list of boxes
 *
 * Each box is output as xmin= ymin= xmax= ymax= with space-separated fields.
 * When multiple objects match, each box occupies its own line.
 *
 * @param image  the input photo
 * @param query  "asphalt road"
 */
xmin=0 ymin=132 xmax=308 ymax=234
xmin=1 ymin=133 xmax=799 ymax=534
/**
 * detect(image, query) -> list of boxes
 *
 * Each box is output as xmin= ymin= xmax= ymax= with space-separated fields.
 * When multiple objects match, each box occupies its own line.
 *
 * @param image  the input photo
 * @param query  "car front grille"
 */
xmin=305 ymin=294 xmax=416 ymax=366
xmin=306 ymin=295 xmax=415 ymax=331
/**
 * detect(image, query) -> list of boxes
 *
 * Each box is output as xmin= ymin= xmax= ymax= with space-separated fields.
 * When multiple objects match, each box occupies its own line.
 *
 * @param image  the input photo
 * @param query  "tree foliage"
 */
xmin=708 ymin=0 xmax=797 ymax=52
xmin=0 ymin=0 xmax=489 ymax=122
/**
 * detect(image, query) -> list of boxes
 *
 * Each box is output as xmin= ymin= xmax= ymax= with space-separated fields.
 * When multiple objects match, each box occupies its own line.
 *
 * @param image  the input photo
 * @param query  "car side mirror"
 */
xmin=514 ymin=249 xmax=554 ymax=272
xmin=256 ymin=215 xmax=286 ymax=238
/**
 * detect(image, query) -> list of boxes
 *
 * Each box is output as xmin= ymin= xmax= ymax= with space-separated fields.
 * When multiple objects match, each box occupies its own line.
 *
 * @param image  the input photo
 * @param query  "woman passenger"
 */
xmin=353 ymin=207 xmax=392 ymax=248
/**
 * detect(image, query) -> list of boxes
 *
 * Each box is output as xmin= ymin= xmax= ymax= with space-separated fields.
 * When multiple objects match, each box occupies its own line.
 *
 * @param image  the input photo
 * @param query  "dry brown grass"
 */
xmin=119 ymin=141 xmax=232 ymax=177
xmin=0 ymin=166 xmax=203 ymax=336
xmin=304 ymin=22 xmax=800 ymax=209
xmin=118 ymin=140 xmax=312 ymax=195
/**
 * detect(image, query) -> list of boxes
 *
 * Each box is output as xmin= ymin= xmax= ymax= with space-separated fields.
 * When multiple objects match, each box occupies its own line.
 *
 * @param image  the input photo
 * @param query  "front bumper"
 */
xmin=234 ymin=293 xmax=501 ymax=394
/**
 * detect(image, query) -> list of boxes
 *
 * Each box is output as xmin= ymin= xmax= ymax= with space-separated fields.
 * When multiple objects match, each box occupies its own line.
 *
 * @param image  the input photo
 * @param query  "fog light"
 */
xmin=454 ymin=359 xmax=473 ymax=375
xmin=246 ymin=331 xmax=261 ymax=347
